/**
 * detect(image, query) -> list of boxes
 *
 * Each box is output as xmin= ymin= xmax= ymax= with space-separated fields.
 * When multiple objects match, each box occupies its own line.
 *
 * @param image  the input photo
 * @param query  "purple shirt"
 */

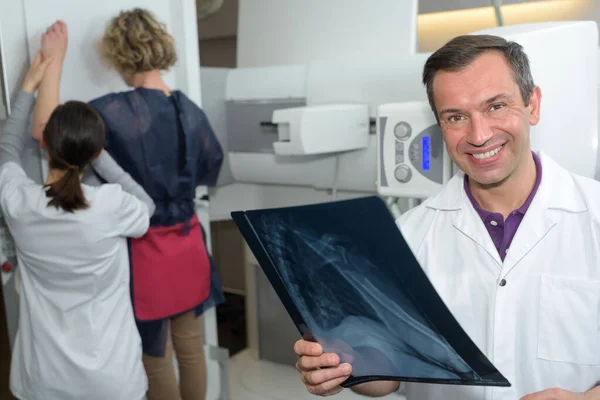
xmin=464 ymin=152 xmax=542 ymax=261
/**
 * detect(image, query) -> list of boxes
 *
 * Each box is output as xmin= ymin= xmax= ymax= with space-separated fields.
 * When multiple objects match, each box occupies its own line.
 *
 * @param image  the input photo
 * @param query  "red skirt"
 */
xmin=130 ymin=214 xmax=211 ymax=321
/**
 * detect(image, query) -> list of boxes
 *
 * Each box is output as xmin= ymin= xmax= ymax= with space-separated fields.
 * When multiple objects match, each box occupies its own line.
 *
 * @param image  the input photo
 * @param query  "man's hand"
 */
xmin=41 ymin=20 xmax=68 ymax=63
xmin=22 ymin=51 xmax=52 ymax=94
xmin=521 ymin=388 xmax=586 ymax=400
xmin=294 ymin=339 xmax=352 ymax=396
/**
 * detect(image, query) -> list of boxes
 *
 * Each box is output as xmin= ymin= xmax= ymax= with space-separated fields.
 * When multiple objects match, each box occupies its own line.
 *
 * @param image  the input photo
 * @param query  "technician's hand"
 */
xmin=22 ymin=51 xmax=52 ymax=94
xmin=41 ymin=20 xmax=68 ymax=63
xmin=294 ymin=339 xmax=352 ymax=396
xmin=520 ymin=388 xmax=586 ymax=400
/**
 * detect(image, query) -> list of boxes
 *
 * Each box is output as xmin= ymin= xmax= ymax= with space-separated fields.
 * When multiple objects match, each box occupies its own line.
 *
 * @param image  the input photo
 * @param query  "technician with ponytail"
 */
xmin=0 ymin=24 xmax=153 ymax=400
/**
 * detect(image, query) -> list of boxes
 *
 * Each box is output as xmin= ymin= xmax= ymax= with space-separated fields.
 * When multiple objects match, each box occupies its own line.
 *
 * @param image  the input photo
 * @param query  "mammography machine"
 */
xmin=205 ymin=21 xmax=598 ymax=205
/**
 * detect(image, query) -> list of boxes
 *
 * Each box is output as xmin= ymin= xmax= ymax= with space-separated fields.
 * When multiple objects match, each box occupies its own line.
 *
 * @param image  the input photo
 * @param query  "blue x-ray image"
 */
xmin=232 ymin=196 xmax=509 ymax=388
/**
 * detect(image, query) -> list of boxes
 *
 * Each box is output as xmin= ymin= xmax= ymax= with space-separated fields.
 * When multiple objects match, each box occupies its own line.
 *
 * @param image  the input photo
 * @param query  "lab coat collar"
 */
xmin=425 ymin=151 xmax=587 ymax=270
xmin=425 ymin=151 xmax=588 ymax=213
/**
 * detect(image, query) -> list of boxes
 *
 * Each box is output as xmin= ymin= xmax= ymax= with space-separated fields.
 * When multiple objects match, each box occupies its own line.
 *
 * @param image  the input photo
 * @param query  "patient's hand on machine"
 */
xmin=293 ymin=338 xmax=400 ymax=397
xmin=41 ymin=20 xmax=68 ymax=63
xmin=33 ymin=20 xmax=68 ymax=145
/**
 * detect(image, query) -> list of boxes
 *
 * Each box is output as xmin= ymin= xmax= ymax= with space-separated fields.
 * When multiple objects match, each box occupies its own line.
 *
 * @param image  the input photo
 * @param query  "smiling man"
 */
xmin=293 ymin=34 xmax=600 ymax=400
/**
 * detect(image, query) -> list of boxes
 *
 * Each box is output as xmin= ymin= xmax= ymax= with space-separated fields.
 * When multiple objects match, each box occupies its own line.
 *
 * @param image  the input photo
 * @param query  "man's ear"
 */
xmin=528 ymin=86 xmax=542 ymax=126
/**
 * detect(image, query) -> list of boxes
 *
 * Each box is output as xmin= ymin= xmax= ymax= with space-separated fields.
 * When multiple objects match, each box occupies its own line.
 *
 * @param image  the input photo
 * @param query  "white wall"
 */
xmin=1 ymin=0 xmax=29 ymax=99
xmin=209 ymin=0 xmax=422 ymax=220
xmin=209 ymin=183 xmax=372 ymax=220
xmin=21 ymin=0 xmax=203 ymax=104
xmin=237 ymin=0 xmax=418 ymax=67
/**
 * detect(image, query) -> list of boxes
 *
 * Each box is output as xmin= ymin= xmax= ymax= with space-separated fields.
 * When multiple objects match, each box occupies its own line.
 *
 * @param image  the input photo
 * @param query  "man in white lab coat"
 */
xmin=293 ymin=34 xmax=600 ymax=400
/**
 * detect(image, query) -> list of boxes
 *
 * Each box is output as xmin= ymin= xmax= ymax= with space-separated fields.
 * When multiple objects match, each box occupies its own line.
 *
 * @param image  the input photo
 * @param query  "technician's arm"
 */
xmin=91 ymin=153 xmax=156 ymax=216
xmin=0 ymin=52 xmax=50 ymax=167
xmin=0 ymin=91 xmax=35 ymax=168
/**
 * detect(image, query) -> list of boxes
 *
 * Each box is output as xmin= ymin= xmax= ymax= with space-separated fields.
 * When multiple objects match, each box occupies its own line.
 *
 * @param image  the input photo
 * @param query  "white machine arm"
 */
xmin=272 ymin=104 xmax=369 ymax=156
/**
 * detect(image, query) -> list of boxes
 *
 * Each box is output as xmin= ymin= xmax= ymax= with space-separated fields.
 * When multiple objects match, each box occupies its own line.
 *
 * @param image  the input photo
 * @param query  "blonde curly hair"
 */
xmin=100 ymin=8 xmax=177 ymax=76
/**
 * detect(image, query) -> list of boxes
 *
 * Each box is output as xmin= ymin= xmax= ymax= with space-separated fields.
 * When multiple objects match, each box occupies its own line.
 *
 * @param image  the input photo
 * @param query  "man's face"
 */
xmin=432 ymin=51 xmax=541 ymax=186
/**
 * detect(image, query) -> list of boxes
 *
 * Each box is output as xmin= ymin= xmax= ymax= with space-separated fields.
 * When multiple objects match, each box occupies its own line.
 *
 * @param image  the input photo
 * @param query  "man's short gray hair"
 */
xmin=422 ymin=34 xmax=535 ymax=120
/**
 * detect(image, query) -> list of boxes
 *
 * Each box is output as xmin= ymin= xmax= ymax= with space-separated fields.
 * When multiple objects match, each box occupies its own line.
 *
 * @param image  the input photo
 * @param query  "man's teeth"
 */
xmin=472 ymin=145 xmax=502 ymax=160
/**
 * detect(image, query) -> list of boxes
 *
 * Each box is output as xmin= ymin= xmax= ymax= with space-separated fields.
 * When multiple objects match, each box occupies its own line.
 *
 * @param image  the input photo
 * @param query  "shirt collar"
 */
xmin=463 ymin=151 xmax=542 ymax=217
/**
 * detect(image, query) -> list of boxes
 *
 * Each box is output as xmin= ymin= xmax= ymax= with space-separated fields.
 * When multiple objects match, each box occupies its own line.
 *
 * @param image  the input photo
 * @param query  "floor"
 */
xmin=1 ymin=290 xmax=402 ymax=400
xmin=228 ymin=348 xmax=403 ymax=399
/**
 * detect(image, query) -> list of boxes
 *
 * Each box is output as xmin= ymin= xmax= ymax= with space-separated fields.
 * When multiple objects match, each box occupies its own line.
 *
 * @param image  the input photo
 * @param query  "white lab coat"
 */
xmin=0 ymin=163 xmax=149 ymax=400
xmin=396 ymin=152 xmax=600 ymax=400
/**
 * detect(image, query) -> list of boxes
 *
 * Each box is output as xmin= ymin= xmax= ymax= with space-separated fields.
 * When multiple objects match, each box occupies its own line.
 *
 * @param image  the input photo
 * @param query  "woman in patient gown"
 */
xmin=88 ymin=8 xmax=224 ymax=400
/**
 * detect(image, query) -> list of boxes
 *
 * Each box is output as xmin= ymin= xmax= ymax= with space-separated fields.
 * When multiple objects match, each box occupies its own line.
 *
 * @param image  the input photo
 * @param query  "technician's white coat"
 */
xmin=397 ymin=152 xmax=600 ymax=400
xmin=0 ymin=162 xmax=149 ymax=400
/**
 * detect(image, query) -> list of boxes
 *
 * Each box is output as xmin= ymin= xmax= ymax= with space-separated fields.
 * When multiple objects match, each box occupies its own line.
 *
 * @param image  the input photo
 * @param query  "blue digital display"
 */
xmin=422 ymin=136 xmax=431 ymax=171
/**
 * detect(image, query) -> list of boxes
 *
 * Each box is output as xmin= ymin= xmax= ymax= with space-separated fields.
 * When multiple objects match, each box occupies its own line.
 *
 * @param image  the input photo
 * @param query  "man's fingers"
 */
xmin=294 ymin=340 xmax=323 ymax=357
xmin=302 ymin=363 xmax=352 ymax=386
xmin=304 ymin=366 xmax=352 ymax=395
xmin=296 ymin=353 xmax=340 ymax=372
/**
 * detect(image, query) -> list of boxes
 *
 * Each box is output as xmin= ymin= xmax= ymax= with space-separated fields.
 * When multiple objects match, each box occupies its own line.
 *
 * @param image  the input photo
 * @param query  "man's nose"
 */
xmin=467 ymin=114 xmax=493 ymax=146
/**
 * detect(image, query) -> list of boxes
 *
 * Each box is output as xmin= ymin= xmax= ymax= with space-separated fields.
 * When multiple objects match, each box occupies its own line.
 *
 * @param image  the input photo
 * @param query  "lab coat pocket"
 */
xmin=537 ymin=274 xmax=600 ymax=365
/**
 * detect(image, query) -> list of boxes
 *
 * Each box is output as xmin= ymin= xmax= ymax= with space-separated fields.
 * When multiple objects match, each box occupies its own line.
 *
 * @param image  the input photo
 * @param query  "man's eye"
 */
xmin=448 ymin=115 xmax=464 ymax=123
xmin=490 ymin=104 xmax=504 ymax=111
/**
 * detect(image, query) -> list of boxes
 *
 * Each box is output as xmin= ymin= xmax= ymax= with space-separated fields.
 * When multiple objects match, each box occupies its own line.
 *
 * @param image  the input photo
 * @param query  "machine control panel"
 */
xmin=394 ymin=164 xmax=412 ymax=183
xmin=377 ymin=101 xmax=452 ymax=199
xmin=394 ymin=121 xmax=411 ymax=140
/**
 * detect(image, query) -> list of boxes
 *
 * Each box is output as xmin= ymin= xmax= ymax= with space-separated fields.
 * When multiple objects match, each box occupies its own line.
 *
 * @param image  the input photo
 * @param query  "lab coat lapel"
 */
xmin=452 ymin=198 xmax=504 ymax=268
xmin=501 ymin=152 xmax=586 ymax=275
xmin=427 ymin=172 xmax=503 ymax=268
xmin=500 ymin=194 xmax=556 ymax=274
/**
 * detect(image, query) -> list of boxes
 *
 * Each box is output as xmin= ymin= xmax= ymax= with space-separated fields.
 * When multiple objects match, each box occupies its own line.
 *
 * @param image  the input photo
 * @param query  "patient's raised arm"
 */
xmin=32 ymin=20 xmax=68 ymax=145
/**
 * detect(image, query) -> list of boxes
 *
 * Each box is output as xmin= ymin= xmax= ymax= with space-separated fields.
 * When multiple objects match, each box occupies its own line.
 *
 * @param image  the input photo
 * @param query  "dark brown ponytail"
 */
xmin=44 ymin=167 xmax=87 ymax=213
xmin=42 ymin=101 xmax=105 ymax=213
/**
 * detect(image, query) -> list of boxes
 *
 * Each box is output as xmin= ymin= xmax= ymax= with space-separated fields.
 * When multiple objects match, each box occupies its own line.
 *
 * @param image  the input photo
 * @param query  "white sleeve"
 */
xmin=15 ymin=265 xmax=21 ymax=296
xmin=396 ymin=382 xmax=407 ymax=395
xmin=0 ymin=162 xmax=32 ymax=216
xmin=114 ymin=186 xmax=151 ymax=238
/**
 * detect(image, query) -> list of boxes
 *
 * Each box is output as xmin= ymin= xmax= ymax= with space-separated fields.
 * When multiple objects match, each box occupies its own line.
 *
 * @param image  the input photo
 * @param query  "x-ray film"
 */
xmin=231 ymin=196 xmax=510 ymax=388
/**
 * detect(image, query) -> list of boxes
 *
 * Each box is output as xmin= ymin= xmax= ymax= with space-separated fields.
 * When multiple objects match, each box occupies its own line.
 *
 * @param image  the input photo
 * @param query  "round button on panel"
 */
xmin=394 ymin=122 xmax=412 ymax=140
xmin=394 ymin=165 xmax=412 ymax=183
